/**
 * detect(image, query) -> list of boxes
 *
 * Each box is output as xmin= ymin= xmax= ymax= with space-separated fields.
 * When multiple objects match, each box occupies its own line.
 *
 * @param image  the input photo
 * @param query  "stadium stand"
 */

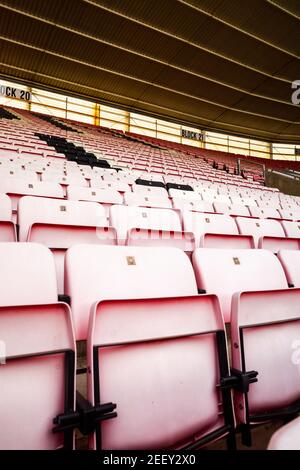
xmin=1 ymin=0 xmax=300 ymax=455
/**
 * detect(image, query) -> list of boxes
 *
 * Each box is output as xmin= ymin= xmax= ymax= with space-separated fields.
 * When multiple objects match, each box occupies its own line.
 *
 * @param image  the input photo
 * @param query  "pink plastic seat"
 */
xmin=168 ymin=188 xmax=199 ymax=200
xmin=280 ymin=220 xmax=300 ymax=238
xmin=18 ymin=196 xmax=117 ymax=292
xmin=213 ymin=202 xmax=250 ymax=217
xmin=277 ymin=250 xmax=300 ymax=287
xmin=124 ymin=191 xmax=172 ymax=209
xmin=0 ymin=243 xmax=75 ymax=449
xmin=0 ymin=168 xmax=38 ymax=181
xmin=268 ymin=417 xmax=300 ymax=450
xmin=183 ymin=211 xmax=254 ymax=249
xmin=0 ymin=193 xmax=16 ymax=241
xmin=90 ymin=179 xmax=130 ymax=193
xmin=172 ymin=198 xmax=214 ymax=213
xmin=65 ymin=244 xmax=235 ymax=449
xmin=235 ymin=217 xmax=285 ymax=249
xmin=249 ymin=206 xmax=280 ymax=219
xmin=132 ymin=184 xmax=169 ymax=199
xmin=110 ymin=205 xmax=194 ymax=252
xmin=67 ymin=185 xmax=123 ymax=218
xmin=0 ymin=178 xmax=64 ymax=213
xmin=231 ymin=288 xmax=300 ymax=444
xmin=192 ymin=248 xmax=288 ymax=322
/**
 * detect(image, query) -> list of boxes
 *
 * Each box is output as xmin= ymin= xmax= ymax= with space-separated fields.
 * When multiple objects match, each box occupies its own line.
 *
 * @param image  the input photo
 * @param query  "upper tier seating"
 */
xmin=0 ymin=243 xmax=75 ymax=449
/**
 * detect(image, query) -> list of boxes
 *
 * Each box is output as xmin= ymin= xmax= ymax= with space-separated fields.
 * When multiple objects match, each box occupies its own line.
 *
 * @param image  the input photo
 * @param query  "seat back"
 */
xmin=192 ymin=248 xmax=288 ymax=322
xmin=277 ymin=250 xmax=300 ymax=286
xmin=236 ymin=217 xmax=285 ymax=247
xmin=88 ymin=294 xmax=233 ymax=449
xmin=183 ymin=211 xmax=239 ymax=248
xmin=172 ymin=198 xmax=214 ymax=213
xmin=281 ymin=220 xmax=300 ymax=238
xmin=0 ymin=178 xmax=64 ymax=211
xmin=0 ymin=193 xmax=12 ymax=221
xmin=65 ymin=245 xmax=197 ymax=340
xmin=18 ymin=196 xmax=107 ymax=243
xmin=124 ymin=191 xmax=172 ymax=209
xmin=231 ymin=289 xmax=300 ymax=426
xmin=67 ymin=185 xmax=123 ymax=205
xmin=110 ymin=205 xmax=182 ymax=244
xmin=0 ymin=243 xmax=75 ymax=449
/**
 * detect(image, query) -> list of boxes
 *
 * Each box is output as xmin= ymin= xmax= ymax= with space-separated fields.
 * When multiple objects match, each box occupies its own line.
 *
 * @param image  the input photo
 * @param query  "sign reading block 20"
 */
xmin=0 ymin=84 xmax=32 ymax=101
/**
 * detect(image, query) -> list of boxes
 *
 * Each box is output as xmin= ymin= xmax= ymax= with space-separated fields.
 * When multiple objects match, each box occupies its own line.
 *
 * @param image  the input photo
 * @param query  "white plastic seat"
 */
xmin=65 ymin=244 xmax=235 ymax=449
xmin=192 ymin=248 xmax=288 ymax=322
xmin=0 ymin=168 xmax=38 ymax=181
xmin=132 ymin=184 xmax=168 ymax=199
xmin=0 ymin=243 xmax=75 ymax=449
xmin=18 ymin=196 xmax=117 ymax=292
xmin=281 ymin=220 xmax=300 ymax=238
xmin=168 ymin=188 xmax=199 ymax=200
xmin=110 ymin=204 xmax=194 ymax=252
xmin=41 ymin=172 xmax=88 ymax=188
xmin=183 ymin=211 xmax=254 ymax=249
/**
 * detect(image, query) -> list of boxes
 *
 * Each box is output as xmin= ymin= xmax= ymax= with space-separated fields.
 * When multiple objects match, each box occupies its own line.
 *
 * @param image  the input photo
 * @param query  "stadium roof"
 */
xmin=1 ymin=0 xmax=300 ymax=142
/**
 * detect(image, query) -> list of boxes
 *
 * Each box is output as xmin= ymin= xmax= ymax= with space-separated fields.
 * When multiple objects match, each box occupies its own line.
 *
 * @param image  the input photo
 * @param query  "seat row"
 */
xmin=1 ymin=243 xmax=300 ymax=449
xmin=2 ymin=194 xmax=300 ymax=291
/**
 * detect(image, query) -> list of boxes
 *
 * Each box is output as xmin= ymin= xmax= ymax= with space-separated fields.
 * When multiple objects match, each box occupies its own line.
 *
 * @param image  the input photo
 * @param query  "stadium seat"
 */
xmin=0 ymin=178 xmax=64 ymax=213
xmin=280 ymin=220 xmax=300 ymax=238
xmin=183 ymin=211 xmax=254 ymax=249
xmin=18 ymin=196 xmax=117 ymax=292
xmin=235 ymin=217 xmax=285 ymax=250
xmin=248 ymin=206 xmax=280 ymax=219
xmin=90 ymin=178 xmax=130 ymax=193
xmin=67 ymin=185 xmax=123 ymax=218
xmin=0 ymin=243 xmax=76 ymax=449
xmin=124 ymin=191 xmax=172 ymax=209
xmin=213 ymin=202 xmax=250 ymax=217
xmin=277 ymin=250 xmax=300 ymax=287
xmin=172 ymin=198 xmax=214 ymax=214
xmin=231 ymin=287 xmax=300 ymax=445
xmin=192 ymin=248 xmax=288 ymax=322
xmin=110 ymin=205 xmax=194 ymax=252
xmin=279 ymin=208 xmax=300 ymax=221
xmin=0 ymin=193 xmax=16 ymax=241
xmin=65 ymin=245 xmax=235 ymax=449
xmin=268 ymin=417 xmax=300 ymax=450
